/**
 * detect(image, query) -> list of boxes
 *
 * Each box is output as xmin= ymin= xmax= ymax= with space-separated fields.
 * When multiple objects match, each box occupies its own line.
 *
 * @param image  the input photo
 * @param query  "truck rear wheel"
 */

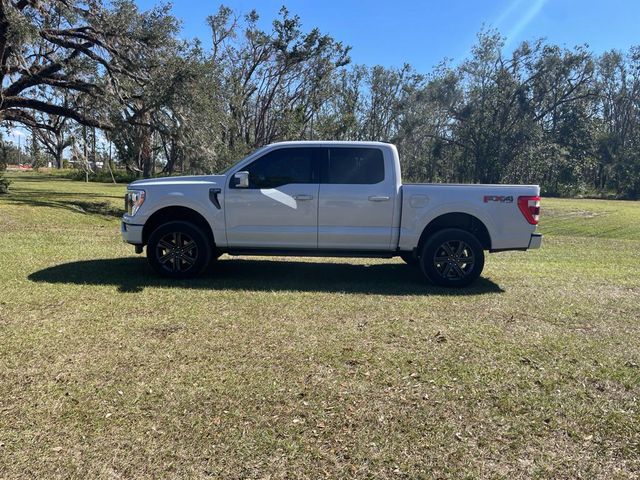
xmin=147 ymin=221 xmax=211 ymax=278
xmin=420 ymin=228 xmax=484 ymax=287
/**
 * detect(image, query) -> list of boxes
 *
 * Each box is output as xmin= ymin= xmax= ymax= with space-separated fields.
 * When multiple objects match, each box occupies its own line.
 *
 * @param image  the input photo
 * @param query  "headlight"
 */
xmin=125 ymin=189 xmax=145 ymax=216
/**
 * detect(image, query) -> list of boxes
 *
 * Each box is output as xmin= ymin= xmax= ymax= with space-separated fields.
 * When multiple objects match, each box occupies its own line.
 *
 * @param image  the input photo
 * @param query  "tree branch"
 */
xmin=3 ymin=96 xmax=113 ymax=129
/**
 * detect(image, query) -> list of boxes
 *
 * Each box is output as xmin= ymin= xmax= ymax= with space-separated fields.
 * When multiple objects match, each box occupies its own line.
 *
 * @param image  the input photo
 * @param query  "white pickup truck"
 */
xmin=122 ymin=141 xmax=541 ymax=287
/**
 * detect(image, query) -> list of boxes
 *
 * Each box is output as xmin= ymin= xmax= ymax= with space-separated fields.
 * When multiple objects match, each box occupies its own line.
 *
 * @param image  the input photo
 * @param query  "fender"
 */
xmin=399 ymin=200 xmax=496 ymax=251
xmin=136 ymin=188 xmax=228 ymax=247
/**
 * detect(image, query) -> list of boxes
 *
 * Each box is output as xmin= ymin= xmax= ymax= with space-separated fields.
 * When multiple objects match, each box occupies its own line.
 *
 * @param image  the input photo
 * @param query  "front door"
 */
xmin=224 ymin=147 xmax=321 ymax=249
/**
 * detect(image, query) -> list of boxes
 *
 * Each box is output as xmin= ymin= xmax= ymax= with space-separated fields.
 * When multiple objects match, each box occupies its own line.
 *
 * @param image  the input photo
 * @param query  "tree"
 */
xmin=594 ymin=48 xmax=640 ymax=197
xmin=105 ymin=2 xmax=199 ymax=178
xmin=33 ymin=112 xmax=72 ymax=168
xmin=208 ymin=6 xmax=350 ymax=161
xmin=313 ymin=66 xmax=366 ymax=140
xmin=156 ymin=55 xmax=225 ymax=175
xmin=0 ymin=132 xmax=13 ymax=192
xmin=0 ymin=0 xmax=179 ymax=139
xmin=408 ymin=32 xmax=596 ymax=189
xmin=394 ymin=64 xmax=461 ymax=183
xmin=2 ymin=0 xmax=110 ymax=129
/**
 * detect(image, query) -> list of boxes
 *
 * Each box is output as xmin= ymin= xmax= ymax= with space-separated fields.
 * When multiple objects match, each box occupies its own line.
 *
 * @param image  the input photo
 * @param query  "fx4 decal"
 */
xmin=483 ymin=195 xmax=513 ymax=203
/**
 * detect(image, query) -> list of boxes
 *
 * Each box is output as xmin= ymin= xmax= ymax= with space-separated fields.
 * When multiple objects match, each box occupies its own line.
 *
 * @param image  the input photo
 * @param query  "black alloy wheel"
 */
xmin=420 ymin=228 xmax=485 ymax=287
xmin=147 ymin=221 xmax=211 ymax=278
xmin=156 ymin=231 xmax=198 ymax=272
xmin=433 ymin=239 xmax=475 ymax=279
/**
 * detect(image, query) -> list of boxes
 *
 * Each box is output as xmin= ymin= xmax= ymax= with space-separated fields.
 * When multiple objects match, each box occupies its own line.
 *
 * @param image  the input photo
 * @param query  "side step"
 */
xmin=223 ymin=248 xmax=397 ymax=259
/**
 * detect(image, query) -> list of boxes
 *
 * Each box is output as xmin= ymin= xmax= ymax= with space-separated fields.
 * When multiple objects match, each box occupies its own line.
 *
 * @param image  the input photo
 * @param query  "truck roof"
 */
xmin=266 ymin=140 xmax=394 ymax=148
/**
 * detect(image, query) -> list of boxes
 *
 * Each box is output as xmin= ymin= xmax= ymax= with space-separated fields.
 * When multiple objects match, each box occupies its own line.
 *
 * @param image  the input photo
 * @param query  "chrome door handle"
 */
xmin=293 ymin=194 xmax=314 ymax=201
xmin=368 ymin=195 xmax=390 ymax=202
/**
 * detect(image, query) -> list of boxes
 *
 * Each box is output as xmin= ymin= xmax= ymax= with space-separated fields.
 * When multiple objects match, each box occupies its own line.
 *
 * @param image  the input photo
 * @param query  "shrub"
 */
xmin=0 ymin=174 xmax=10 ymax=194
xmin=0 ymin=159 xmax=9 ymax=193
xmin=64 ymin=169 xmax=139 ymax=184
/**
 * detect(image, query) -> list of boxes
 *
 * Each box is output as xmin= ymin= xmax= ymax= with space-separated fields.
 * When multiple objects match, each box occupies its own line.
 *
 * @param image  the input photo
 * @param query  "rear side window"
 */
xmin=242 ymin=148 xmax=317 ymax=189
xmin=326 ymin=148 xmax=384 ymax=184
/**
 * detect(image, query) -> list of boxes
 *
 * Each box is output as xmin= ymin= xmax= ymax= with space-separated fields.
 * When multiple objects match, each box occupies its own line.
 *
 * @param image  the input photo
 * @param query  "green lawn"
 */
xmin=1 ymin=172 xmax=638 ymax=479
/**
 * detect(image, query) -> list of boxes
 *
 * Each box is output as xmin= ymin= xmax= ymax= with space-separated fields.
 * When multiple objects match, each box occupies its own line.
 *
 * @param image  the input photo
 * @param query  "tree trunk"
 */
xmin=55 ymin=145 xmax=64 ymax=169
xmin=141 ymin=126 xmax=153 ymax=178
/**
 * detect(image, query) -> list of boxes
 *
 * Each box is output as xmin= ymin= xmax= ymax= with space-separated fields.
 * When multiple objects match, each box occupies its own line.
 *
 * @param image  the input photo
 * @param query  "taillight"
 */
xmin=518 ymin=196 xmax=540 ymax=225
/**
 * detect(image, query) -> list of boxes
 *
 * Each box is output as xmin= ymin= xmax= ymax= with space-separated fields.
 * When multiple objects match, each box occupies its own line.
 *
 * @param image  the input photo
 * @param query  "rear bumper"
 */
xmin=528 ymin=233 xmax=543 ymax=249
xmin=121 ymin=221 xmax=144 ymax=245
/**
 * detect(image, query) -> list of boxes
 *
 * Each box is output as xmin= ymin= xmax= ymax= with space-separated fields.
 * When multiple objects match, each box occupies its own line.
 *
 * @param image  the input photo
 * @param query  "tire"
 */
xmin=400 ymin=252 xmax=419 ymax=266
xmin=420 ymin=228 xmax=485 ymax=287
xmin=147 ymin=221 xmax=211 ymax=278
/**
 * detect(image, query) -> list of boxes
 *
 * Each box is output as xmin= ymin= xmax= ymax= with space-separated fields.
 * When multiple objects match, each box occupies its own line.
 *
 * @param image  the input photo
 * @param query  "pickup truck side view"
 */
xmin=122 ymin=141 xmax=541 ymax=287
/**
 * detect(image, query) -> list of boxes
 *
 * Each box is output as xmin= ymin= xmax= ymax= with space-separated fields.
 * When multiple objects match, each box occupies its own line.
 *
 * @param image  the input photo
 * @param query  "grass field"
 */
xmin=0 ymin=172 xmax=638 ymax=479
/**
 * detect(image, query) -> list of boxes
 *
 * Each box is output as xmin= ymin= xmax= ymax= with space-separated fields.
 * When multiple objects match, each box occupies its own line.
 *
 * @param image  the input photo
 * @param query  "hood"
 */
xmin=128 ymin=175 xmax=226 ymax=189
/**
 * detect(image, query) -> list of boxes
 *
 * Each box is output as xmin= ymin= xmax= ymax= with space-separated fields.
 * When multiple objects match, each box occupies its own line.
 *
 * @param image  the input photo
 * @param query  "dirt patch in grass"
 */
xmin=544 ymin=207 xmax=612 ymax=220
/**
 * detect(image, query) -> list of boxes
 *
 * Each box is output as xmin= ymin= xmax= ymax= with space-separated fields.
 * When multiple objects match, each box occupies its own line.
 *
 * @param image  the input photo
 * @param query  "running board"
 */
xmin=223 ymin=248 xmax=397 ymax=259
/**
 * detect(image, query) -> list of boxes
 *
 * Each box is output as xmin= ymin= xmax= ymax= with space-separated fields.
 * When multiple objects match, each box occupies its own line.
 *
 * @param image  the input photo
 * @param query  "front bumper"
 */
xmin=121 ymin=220 xmax=144 ymax=245
xmin=528 ymin=233 xmax=543 ymax=249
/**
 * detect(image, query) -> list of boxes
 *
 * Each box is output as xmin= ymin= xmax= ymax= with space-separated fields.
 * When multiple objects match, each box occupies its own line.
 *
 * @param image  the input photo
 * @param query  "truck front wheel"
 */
xmin=147 ymin=221 xmax=211 ymax=278
xmin=420 ymin=228 xmax=485 ymax=287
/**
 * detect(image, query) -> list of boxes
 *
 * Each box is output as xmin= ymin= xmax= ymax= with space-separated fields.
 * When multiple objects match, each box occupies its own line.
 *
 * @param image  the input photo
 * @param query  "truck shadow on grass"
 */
xmin=29 ymin=257 xmax=504 ymax=295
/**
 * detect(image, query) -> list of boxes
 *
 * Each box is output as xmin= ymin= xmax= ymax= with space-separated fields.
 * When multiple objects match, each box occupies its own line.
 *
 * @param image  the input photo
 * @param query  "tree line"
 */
xmin=1 ymin=0 xmax=639 ymax=198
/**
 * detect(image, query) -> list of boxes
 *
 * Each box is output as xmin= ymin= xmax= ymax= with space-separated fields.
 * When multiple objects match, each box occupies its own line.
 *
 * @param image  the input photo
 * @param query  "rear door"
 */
xmin=318 ymin=147 xmax=396 ymax=250
xmin=224 ymin=147 xmax=321 ymax=248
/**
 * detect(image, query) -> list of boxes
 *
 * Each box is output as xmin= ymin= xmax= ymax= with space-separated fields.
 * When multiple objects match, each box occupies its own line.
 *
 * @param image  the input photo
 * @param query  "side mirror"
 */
xmin=234 ymin=171 xmax=249 ymax=188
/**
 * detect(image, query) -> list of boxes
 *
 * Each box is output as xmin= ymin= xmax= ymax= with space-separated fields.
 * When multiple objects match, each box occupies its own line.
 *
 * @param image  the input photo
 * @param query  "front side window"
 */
xmin=240 ymin=148 xmax=318 ymax=189
xmin=325 ymin=148 xmax=384 ymax=184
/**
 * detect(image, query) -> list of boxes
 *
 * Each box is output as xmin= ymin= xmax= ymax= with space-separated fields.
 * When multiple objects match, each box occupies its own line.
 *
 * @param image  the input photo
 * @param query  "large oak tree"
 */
xmin=0 ymin=0 xmax=169 ymax=131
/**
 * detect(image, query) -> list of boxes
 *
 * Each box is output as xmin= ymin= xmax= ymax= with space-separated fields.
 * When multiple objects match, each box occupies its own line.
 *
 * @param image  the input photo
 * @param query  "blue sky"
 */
xmin=136 ymin=0 xmax=640 ymax=71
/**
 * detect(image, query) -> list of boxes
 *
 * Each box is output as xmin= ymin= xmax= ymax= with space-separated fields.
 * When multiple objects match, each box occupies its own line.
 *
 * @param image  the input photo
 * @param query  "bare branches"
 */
xmin=208 ymin=5 xmax=351 ymax=149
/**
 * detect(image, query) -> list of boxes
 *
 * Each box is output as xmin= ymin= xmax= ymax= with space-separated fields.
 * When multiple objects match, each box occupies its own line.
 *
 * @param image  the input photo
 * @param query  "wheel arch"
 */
xmin=142 ymin=206 xmax=215 ymax=248
xmin=417 ymin=212 xmax=492 ymax=254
